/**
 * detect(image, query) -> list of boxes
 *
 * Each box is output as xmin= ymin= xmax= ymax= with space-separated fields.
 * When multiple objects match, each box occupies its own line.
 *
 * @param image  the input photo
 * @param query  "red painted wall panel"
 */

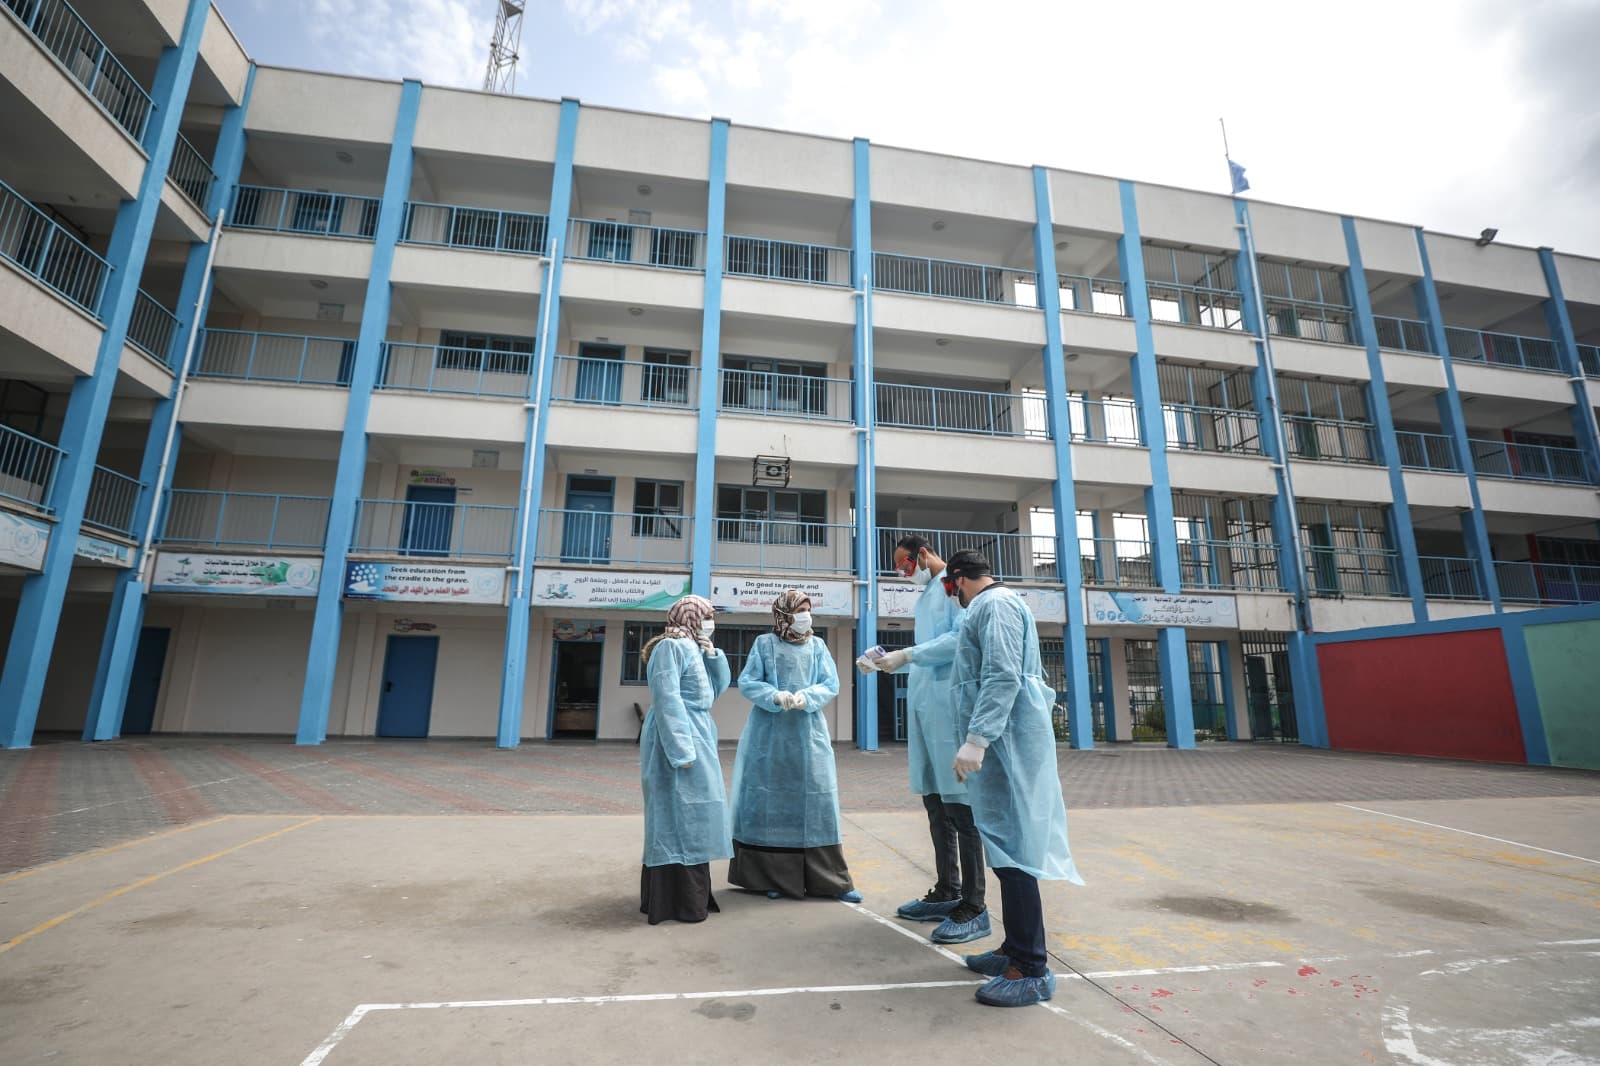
xmin=1317 ymin=629 xmax=1527 ymax=763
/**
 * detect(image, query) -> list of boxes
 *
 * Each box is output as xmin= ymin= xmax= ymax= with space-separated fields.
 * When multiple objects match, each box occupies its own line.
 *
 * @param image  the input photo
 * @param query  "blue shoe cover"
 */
xmin=896 ymin=896 xmax=961 ymax=921
xmin=964 ymin=949 xmax=1009 ymax=977
xmin=766 ymin=890 xmax=783 ymax=899
xmin=931 ymin=908 xmax=992 ymax=944
xmin=836 ymin=889 xmax=862 ymax=903
xmin=974 ymin=969 xmax=1056 ymax=1007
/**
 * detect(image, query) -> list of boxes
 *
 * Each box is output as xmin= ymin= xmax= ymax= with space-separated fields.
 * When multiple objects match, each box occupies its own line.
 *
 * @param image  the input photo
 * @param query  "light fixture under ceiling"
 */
xmin=1055 ymin=240 xmax=1069 ymax=251
xmin=1065 ymin=352 xmax=1079 ymax=362
xmin=1475 ymin=227 xmax=1498 ymax=247
xmin=309 ymin=279 xmax=329 ymax=290
xmin=637 ymin=184 xmax=652 ymax=196
xmin=935 ymin=337 xmax=949 ymax=347
xmin=335 ymin=150 xmax=354 ymax=164
xmin=627 ymin=307 xmax=643 ymax=316
xmin=931 ymin=220 xmax=947 ymax=232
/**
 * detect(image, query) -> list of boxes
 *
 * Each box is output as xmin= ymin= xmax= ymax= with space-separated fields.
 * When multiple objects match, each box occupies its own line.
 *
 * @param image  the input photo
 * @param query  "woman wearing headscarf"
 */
xmin=728 ymin=589 xmax=859 ymax=902
xmin=639 ymin=594 xmax=732 ymax=924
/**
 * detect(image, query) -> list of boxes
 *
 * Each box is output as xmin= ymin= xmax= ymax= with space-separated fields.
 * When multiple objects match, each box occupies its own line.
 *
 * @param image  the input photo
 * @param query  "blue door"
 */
xmin=575 ymin=344 xmax=623 ymax=404
xmin=376 ymin=635 xmax=439 ymax=738
xmin=562 ymin=475 xmax=613 ymax=563
xmin=401 ymin=484 xmax=455 ymax=556
xmin=121 ymin=627 xmax=170 ymax=735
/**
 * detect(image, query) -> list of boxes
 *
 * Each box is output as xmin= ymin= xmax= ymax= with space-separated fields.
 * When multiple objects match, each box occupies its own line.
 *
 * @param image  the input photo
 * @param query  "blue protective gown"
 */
xmin=730 ymin=634 xmax=842 ymax=848
xmin=897 ymin=572 xmax=967 ymax=800
xmin=951 ymin=585 xmax=1083 ymax=883
xmin=640 ymin=638 xmax=733 ymax=867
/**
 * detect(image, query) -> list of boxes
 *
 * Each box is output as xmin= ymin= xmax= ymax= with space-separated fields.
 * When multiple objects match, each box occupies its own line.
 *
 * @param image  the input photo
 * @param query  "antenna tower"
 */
xmin=483 ymin=0 xmax=526 ymax=94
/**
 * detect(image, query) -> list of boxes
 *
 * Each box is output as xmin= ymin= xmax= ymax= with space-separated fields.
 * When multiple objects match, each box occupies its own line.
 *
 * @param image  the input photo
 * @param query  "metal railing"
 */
xmin=352 ymin=498 xmax=517 ymax=560
xmin=1496 ymin=561 xmax=1600 ymax=606
xmin=876 ymin=382 xmax=1048 ymax=439
xmin=379 ymin=342 xmax=529 ymax=399
xmin=0 ymin=177 xmax=110 ymax=315
xmin=1147 ymin=281 xmax=1245 ymax=331
xmin=229 ymin=185 xmax=381 ymax=239
xmin=1304 ymin=546 xmax=1404 ymax=598
xmin=0 ymin=423 xmax=63 ymax=512
xmin=6 ymin=0 xmax=153 ymax=141
xmin=1372 ymin=314 xmax=1435 ymax=355
xmin=127 ymin=290 xmax=178 ymax=366
xmin=565 ymin=217 xmax=705 ymax=270
xmin=550 ymin=355 xmax=698 ymax=410
xmin=1263 ymin=296 xmax=1358 ymax=345
xmin=1283 ymin=415 xmax=1379 ymax=464
xmin=713 ymin=518 xmax=854 ymax=575
xmin=878 ymin=527 xmax=1055 ymax=583
xmin=83 ymin=465 xmax=139 ymax=537
xmin=159 ymin=490 xmax=331 ymax=550
xmin=197 ymin=329 xmax=353 ymax=386
xmin=1058 ymin=273 xmax=1127 ymax=316
xmin=1445 ymin=327 xmax=1561 ymax=373
xmin=1163 ymin=404 xmax=1263 ymax=455
xmin=167 ymin=132 xmax=215 ymax=210
xmin=1396 ymin=430 xmax=1459 ymax=472
xmin=402 ymin=201 xmax=548 ymax=254
xmin=1079 ymin=537 xmax=1158 ymax=588
xmin=1069 ymin=397 xmax=1142 ymax=445
xmin=1418 ymin=555 xmax=1482 ymax=600
xmin=719 ymin=368 xmax=852 ymax=423
xmin=536 ymin=508 xmax=695 ymax=568
xmin=873 ymin=252 xmax=1038 ymax=307
xmin=1177 ymin=539 xmax=1282 ymax=591
xmin=1469 ymin=439 xmax=1592 ymax=485
xmin=725 ymin=235 xmax=850 ymax=287
xmin=1579 ymin=343 xmax=1600 ymax=378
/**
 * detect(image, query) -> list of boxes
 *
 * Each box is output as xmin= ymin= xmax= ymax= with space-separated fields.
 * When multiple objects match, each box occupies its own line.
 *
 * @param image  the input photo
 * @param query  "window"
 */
xmin=641 ymin=349 xmax=692 ymax=406
xmin=438 ymin=330 xmax=533 ymax=374
xmin=721 ymin=355 xmax=829 ymax=416
xmin=633 ymin=479 xmax=684 ymax=539
xmin=621 ymin=622 xmax=666 ymax=685
xmin=716 ymin=485 xmax=828 ymax=544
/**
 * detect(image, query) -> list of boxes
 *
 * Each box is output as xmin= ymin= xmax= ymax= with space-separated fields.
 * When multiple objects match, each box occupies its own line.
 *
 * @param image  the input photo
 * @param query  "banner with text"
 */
xmin=76 ymin=533 xmax=134 ymax=568
xmin=0 ymin=511 xmax=50 ymax=572
xmin=709 ymin=576 xmax=855 ymax=617
xmin=879 ymin=581 xmax=1068 ymax=624
xmin=1085 ymin=589 xmax=1239 ymax=628
xmin=345 ymin=561 xmax=507 ymax=605
xmin=532 ymin=569 xmax=691 ymax=611
xmin=151 ymin=552 xmax=321 ymax=596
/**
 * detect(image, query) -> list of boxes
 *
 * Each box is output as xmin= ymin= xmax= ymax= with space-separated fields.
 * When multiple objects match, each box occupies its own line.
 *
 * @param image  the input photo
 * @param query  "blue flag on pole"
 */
xmin=1228 ymin=159 xmax=1250 ymax=195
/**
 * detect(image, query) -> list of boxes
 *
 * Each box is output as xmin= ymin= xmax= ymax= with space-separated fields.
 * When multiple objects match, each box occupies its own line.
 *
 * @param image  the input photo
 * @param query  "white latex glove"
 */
xmin=954 ymin=741 xmax=987 ymax=782
xmin=789 ymin=691 xmax=808 ymax=711
xmin=774 ymin=690 xmax=795 ymax=710
xmin=854 ymin=654 xmax=878 ymax=675
xmin=877 ymin=648 xmax=911 ymax=673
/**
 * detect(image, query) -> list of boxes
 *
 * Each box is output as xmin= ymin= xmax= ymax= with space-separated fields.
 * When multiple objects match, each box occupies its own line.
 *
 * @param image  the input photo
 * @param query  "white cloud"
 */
xmin=306 ymin=0 xmax=491 ymax=89
xmin=653 ymin=65 xmax=710 ymax=108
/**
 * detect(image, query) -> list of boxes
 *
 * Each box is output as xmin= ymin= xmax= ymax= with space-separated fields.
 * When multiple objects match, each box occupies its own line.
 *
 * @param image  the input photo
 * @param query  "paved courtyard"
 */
xmin=1 ymin=737 xmax=1597 ymax=1064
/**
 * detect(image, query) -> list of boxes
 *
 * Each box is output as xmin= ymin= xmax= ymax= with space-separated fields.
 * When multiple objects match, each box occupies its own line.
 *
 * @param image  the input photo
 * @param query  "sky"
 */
xmin=214 ymin=0 xmax=1600 ymax=256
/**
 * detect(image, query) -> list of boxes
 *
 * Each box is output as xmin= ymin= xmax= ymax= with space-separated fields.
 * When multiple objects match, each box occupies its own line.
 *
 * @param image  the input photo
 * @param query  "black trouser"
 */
xmin=993 ymin=866 xmax=1048 ymax=977
xmin=922 ymin=793 xmax=985 ymax=909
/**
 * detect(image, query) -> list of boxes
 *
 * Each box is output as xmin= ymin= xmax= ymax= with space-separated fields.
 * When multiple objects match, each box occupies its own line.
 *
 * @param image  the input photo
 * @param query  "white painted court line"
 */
xmin=1336 ymin=803 xmax=1600 ymax=866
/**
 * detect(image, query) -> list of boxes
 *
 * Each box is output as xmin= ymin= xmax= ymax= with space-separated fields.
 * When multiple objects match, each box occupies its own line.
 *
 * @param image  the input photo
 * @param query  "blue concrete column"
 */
xmin=1117 ymin=180 xmax=1193 ymax=749
xmin=83 ymin=65 xmax=258 ymax=742
xmin=1096 ymin=637 xmax=1118 ymax=741
xmin=1219 ymin=640 xmax=1242 ymax=740
xmin=495 ymin=98 xmax=581 ymax=748
xmin=1287 ymin=631 xmax=1328 ymax=747
xmin=1342 ymin=217 xmax=1427 ymax=621
xmin=0 ymin=0 xmax=209 ymax=749
xmin=1412 ymin=230 xmax=1501 ymax=610
xmin=851 ymin=137 xmax=879 ymax=750
xmin=1537 ymin=248 xmax=1600 ymax=481
xmin=295 ymin=80 xmax=421 ymax=745
xmin=1030 ymin=167 xmax=1093 ymax=748
xmin=690 ymin=119 xmax=730 ymax=595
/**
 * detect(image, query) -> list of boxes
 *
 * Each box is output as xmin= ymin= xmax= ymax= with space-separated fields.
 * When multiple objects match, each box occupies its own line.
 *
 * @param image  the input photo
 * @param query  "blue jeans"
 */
xmin=994 ymin=866 xmax=1048 ymax=977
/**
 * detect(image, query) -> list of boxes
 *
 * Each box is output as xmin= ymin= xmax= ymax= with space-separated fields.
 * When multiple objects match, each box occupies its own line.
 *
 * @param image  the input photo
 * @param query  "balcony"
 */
xmin=1057 ymin=274 xmax=1127 ymax=317
xmin=1579 ymin=343 xmax=1599 ymax=378
xmin=6 ymin=0 xmax=153 ymax=141
xmin=1395 ymin=430 xmax=1459 ymax=472
xmin=878 ymin=526 xmax=1055 ymax=583
xmin=159 ymin=490 xmax=331 ymax=551
xmin=352 ymin=498 xmax=516 ymax=560
xmin=82 ymin=465 xmax=139 ymax=538
xmin=1283 ymin=416 xmax=1379 ymax=465
xmin=536 ymin=509 xmax=694 ymax=568
xmin=565 ymin=218 xmax=704 ymax=271
xmin=380 ymin=342 xmax=528 ymax=399
xmin=550 ymin=355 xmax=697 ymax=410
xmin=228 ymin=185 xmax=381 ymax=240
xmin=1264 ymin=296 xmax=1358 ymax=346
xmin=1147 ymin=281 xmax=1244 ymax=331
xmin=1470 ymin=439 xmax=1591 ymax=485
xmin=1417 ymin=555 xmax=1482 ymax=600
xmin=0 ymin=423 xmax=62 ymax=513
xmin=1373 ymin=314 xmax=1435 ymax=355
xmin=719 ymin=368 xmax=852 ymax=424
xmin=712 ymin=517 xmax=854 ymax=575
xmin=167 ymin=133 xmax=216 ymax=211
xmin=197 ymin=329 xmax=353 ymax=386
xmin=873 ymin=252 xmax=1036 ymax=307
xmin=1305 ymin=546 xmax=1403 ymax=598
xmin=402 ymin=201 xmax=549 ymax=255
xmin=1069 ymin=397 xmax=1142 ymax=446
xmin=127 ymin=290 xmax=178 ymax=367
xmin=1445 ymin=327 xmax=1561 ymax=374
xmin=1177 ymin=539 xmax=1282 ymax=591
xmin=876 ymin=383 xmax=1046 ymax=439
xmin=1496 ymin=560 xmax=1600 ymax=606
xmin=725 ymin=235 xmax=850 ymax=287
xmin=0 ymin=177 xmax=110 ymax=316
xmin=1079 ymin=537 xmax=1157 ymax=588
xmin=1163 ymin=404 xmax=1263 ymax=455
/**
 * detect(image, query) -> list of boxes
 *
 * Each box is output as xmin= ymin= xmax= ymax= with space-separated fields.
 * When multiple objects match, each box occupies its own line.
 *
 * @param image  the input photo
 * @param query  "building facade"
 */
xmin=3 ymin=0 xmax=1598 ymax=751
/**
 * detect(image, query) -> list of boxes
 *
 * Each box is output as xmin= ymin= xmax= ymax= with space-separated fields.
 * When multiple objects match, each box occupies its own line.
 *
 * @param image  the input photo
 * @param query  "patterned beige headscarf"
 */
xmin=771 ymin=589 xmax=813 ymax=645
xmin=644 ymin=594 xmax=715 ymax=665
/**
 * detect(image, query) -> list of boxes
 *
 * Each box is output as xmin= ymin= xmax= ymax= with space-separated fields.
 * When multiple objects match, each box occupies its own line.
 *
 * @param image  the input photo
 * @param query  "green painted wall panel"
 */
xmin=1522 ymin=618 xmax=1600 ymax=770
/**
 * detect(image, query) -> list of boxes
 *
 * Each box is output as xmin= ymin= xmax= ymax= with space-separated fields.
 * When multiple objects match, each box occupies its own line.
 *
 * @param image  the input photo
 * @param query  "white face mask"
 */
xmin=910 ymin=565 xmax=932 ymax=588
xmin=789 ymin=611 xmax=813 ymax=635
xmin=700 ymin=619 xmax=716 ymax=637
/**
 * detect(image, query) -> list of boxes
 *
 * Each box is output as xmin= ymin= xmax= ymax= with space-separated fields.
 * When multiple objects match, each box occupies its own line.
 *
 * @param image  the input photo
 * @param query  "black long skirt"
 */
xmin=727 ymin=840 xmax=854 ymax=899
xmin=640 ymin=862 xmax=720 ymax=925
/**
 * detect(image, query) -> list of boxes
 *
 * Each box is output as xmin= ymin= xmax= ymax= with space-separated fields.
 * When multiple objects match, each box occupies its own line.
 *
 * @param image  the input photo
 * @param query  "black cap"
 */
xmin=945 ymin=549 xmax=992 ymax=580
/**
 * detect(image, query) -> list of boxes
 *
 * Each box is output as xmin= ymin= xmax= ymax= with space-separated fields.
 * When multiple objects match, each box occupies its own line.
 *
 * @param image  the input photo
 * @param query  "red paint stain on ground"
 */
xmin=1297 ymin=965 xmax=1319 ymax=977
xmin=1252 ymin=979 xmax=1270 ymax=988
xmin=1151 ymin=989 xmax=1175 ymax=999
xmin=1329 ymin=980 xmax=1343 ymax=987
xmin=1286 ymin=988 xmax=1301 ymax=995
